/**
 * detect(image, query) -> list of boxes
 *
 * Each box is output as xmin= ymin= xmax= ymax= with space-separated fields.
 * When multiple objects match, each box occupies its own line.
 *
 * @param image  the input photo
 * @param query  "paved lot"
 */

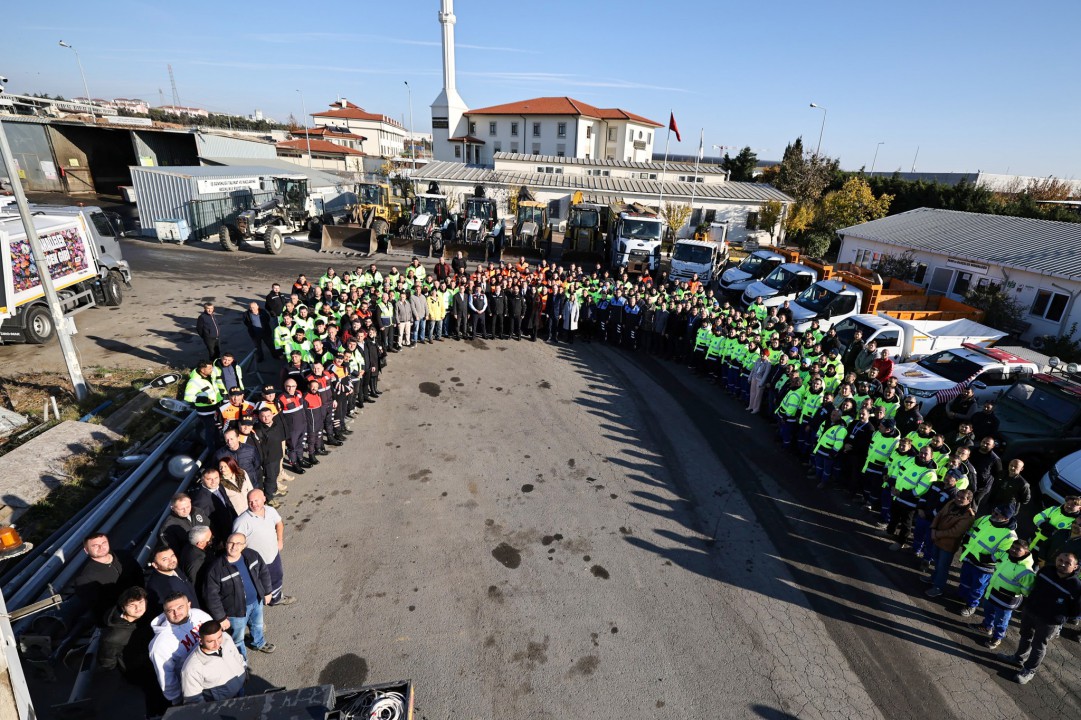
xmin=6 ymin=235 xmax=1081 ymax=719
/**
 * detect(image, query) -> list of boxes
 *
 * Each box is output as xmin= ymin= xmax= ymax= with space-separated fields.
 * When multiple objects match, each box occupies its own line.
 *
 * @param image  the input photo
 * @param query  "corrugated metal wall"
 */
xmin=0 ymin=121 xmax=64 ymax=192
xmin=131 ymin=167 xmax=275 ymax=240
xmin=195 ymin=133 xmax=277 ymax=160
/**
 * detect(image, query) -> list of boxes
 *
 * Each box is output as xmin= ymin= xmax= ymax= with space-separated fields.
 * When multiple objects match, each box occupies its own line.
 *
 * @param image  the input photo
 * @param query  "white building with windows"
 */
xmin=837 ymin=208 xmax=1081 ymax=342
xmin=311 ymin=99 xmax=407 ymax=158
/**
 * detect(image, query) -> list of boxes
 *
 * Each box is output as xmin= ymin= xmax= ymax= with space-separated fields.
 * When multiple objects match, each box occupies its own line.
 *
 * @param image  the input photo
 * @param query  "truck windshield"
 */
xmin=672 ymin=244 xmax=713 ymax=264
xmin=570 ymin=209 xmax=599 ymax=228
xmin=622 ymin=219 xmax=663 ymax=240
xmin=915 ymin=350 xmax=983 ymax=383
xmin=795 ymin=284 xmax=838 ymax=313
xmin=997 ymin=378 xmax=1081 ymax=434
xmin=357 ymin=184 xmax=382 ymax=204
xmin=762 ymin=266 xmax=796 ymax=291
xmin=738 ymin=254 xmax=769 ymax=274
xmin=518 ymin=206 xmax=543 ymax=224
xmin=834 ymin=318 xmax=877 ymax=350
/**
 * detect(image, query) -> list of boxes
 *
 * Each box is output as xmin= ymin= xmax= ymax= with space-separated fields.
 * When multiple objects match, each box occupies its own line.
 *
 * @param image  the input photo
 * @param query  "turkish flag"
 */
xmin=668 ymin=112 xmax=681 ymax=142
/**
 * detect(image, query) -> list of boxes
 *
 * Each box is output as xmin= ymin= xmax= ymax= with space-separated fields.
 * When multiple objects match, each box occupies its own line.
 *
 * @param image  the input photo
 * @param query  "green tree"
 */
xmin=722 ymin=146 xmax=758 ymax=182
xmin=758 ymin=200 xmax=783 ymax=241
xmin=773 ymin=136 xmax=840 ymax=206
xmin=818 ymin=177 xmax=893 ymax=232
xmin=964 ymin=283 xmax=1025 ymax=332
xmin=661 ymin=202 xmax=693 ymax=235
xmin=799 ymin=232 xmax=832 ymax=259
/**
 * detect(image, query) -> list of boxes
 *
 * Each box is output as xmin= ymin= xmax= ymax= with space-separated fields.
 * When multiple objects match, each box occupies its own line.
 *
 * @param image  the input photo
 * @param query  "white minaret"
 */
xmin=430 ymin=0 xmax=469 ymax=163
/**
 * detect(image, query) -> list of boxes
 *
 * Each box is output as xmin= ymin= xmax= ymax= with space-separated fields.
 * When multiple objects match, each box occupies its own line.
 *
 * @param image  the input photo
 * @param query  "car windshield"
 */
xmin=357 ymin=184 xmax=382 ymax=204
xmin=915 ymin=350 xmax=983 ymax=383
xmin=795 ymin=284 xmax=838 ymax=313
xmin=738 ymin=254 xmax=769 ymax=274
xmin=998 ymin=379 xmax=1081 ymax=434
xmin=762 ymin=266 xmax=795 ymax=291
xmin=672 ymin=244 xmax=713 ymax=264
xmin=570 ymin=209 xmax=599 ymax=228
xmin=622 ymin=218 xmax=663 ymax=240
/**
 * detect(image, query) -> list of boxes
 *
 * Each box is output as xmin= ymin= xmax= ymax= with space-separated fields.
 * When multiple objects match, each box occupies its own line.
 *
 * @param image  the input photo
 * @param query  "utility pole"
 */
xmin=404 ymin=80 xmax=416 ymax=171
xmin=0 ymin=117 xmax=89 ymax=400
xmin=58 ymin=41 xmax=92 ymax=114
xmin=296 ymin=89 xmax=312 ymax=169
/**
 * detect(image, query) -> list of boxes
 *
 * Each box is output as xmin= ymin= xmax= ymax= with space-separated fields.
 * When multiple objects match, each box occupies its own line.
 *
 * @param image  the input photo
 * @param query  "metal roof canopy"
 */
xmin=840 ymin=207 xmax=1081 ymax=281
xmin=495 ymin=151 xmax=727 ymax=175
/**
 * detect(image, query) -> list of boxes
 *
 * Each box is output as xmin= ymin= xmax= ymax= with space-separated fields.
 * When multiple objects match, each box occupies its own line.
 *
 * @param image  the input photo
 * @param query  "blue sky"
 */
xmin=6 ymin=0 xmax=1079 ymax=177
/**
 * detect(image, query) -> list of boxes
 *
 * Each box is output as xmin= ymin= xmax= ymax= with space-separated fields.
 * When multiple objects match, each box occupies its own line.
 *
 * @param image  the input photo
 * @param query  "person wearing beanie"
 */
xmin=975 ymin=538 xmax=1035 ymax=649
xmin=956 ymin=504 xmax=1019 ymax=617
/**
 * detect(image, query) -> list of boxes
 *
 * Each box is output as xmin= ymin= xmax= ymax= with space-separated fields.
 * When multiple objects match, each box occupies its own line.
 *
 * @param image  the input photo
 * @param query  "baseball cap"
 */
xmin=238 ymin=417 xmax=255 ymax=426
xmin=880 ymin=418 xmax=896 ymax=430
xmin=262 ymin=384 xmax=276 ymax=394
xmin=228 ymin=387 xmax=244 ymax=395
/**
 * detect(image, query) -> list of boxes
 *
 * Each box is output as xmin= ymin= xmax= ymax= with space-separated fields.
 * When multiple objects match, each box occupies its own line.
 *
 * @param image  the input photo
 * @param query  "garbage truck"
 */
xmin=0 ymin=208 xmax=131 ymax=344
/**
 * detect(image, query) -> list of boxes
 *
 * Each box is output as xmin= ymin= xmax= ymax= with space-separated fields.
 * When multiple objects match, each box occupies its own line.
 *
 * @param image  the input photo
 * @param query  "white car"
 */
xmin=1041 ymin=450 xmax=1081 ymax=505
xmin=894 ymin=345 xmax=1039 ymax=416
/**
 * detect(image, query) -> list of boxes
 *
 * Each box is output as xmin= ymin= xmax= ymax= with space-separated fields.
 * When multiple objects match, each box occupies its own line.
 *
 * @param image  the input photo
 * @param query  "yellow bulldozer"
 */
xmin=319 ymin=181 xmax=405 ymax=255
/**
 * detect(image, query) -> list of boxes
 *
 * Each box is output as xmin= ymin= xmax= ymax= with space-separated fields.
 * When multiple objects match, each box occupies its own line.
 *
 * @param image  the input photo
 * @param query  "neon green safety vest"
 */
xmin=799 ymin=389 xmax=825 ymax=424
xmin=863 ymin=431 xmax=899 ymax=472
xmin=183 ymin=370 xmax=222 ymax=413
xmin=705 ymin=333 xmax=725 ymax=359
xmin=778 ymin=388 xmax=804 ymax=418
xmin=894 ymin=459 xmax=939 ymax=498
xmin=814 ymin=422 xmax=848 ymax=454
xmin=958 ymin=516 xmax=1017 ymax=565
xmin=1032 ymin=506 xmax=1080 ymax=549
xmin=983 ymin=554 xmax=1035 ymax=602
xmin=694 ymin=327 xmax=712 ymax=351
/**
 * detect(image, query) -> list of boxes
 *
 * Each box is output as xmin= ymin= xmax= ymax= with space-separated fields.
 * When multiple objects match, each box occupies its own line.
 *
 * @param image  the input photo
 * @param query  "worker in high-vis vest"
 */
xmin=1030 ymin=496 xmax=1081 ymax=550
xmin=879 ymin=436 xmax=917 ymax=527
xmin=887 ymin=445 xmax=940 ymax=550
xmin=957 ymin=504 xmax=1019 ymax=616
xmin=976 ymin=539 xmax=1036 ymax=649
xmin=776 ymin=377 xmax=805 ymax=450
xmin=273 ymin=315 xmax=296 ymax=359
xmin=861 ymin=418 xmax=899 ymax=509
xmin=691 ymin=323 xmax=713 ymax=372
xmin=812 ymin=409 xmax=849 ymax=488
xmin=796 ymin=377 xmax=826 ymax=458
xmin=702 ymin=326 xmax=725 ymax=379
xmin=183 ymin=361 xmax=223 ymax=450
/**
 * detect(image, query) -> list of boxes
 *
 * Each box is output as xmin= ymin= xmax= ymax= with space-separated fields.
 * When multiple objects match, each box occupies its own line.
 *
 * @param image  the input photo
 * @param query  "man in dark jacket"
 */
xmin=159 ymin=493 xmax=206 ymax=556
xmin=489 ymin=285 xmax=507 ymax=339
xmin=970 ymin=400 xmax=1001 ymax=441
xmin=98 ymin=587 xmax=167 ymax=716
xmin=1000 ymin=552 xmax=1081 ymax=684
xmin=894 ymin=396 xmax=924 ymax=436
xmin=144 ymin=546 xmax=199 ymax=617
xmin=195 ymin=303 xmax=221 ymax=361
xmin=969 ymin=436 xmax=1004 ymax=508
xmin=189 ymin=467 xmax=238 ymax=547
xmin=509 ymin=287 xmax=526 ymax=340
xmin=255 ymin=407 xmax=287 ymax=505
xmin=215 ymin=429 xmax=261 ymax=485
xmin=73 ymin=533 xmax=143 ymax=626
xmin=984 ymin=458 xmax=1031 ymax=512
xmin=264 ymin=283 xmax=287 ymax=321
xmin=203 ymin=533 xmax=275 ymax=657
xmin=242 ymin=301 xmax=272 ymax=362
xmin=179 ymin=526 xmax=214 ymax=608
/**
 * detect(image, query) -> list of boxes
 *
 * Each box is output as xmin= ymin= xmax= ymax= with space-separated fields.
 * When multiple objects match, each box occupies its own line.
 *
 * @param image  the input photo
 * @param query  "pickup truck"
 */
xmin=833 ymin=313 xmax=1006 ymax=363
xmin=741 ymin=262 xmax=817 ymax=309
xmin=894 ymin=344 xmax=1039 ymax=416
xmin=717 ymin=249 xmax=785 ymax=298
xmin=670 ymin=238 xmax=729 ymax=285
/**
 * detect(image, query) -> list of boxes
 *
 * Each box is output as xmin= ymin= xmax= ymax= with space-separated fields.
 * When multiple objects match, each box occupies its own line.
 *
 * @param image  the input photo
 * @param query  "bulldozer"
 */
xmin=561 ymin=191 xmax=608 ymax=267
xmin=219 ymin=175 xmax=314 ymax=254
xmin=502 ymin=185 xmax=552 ymax=262
xmin=446 ymin=185 xmax=503 ymax=263
xmin=401 ymin=181 xmax=452 ymax=257
xmin=319 ymin=181 xmax=405 ymax=255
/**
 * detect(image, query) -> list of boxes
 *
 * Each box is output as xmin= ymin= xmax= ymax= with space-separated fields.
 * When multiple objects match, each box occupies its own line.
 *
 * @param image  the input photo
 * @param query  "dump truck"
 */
xmin=0 ymin=209 xmax=131 ymax=344
xmin=562 ymin=197 xmax=609 ymax=267
xmin=504 ymin=186 xmax=552 ymax=261
xmin=788 ymin=264 xmax=989 ymax=335
xmin=609 ymin=202 xmax=665 ymax=275
xmin=219 ymin=175 xmax=317 ymax=254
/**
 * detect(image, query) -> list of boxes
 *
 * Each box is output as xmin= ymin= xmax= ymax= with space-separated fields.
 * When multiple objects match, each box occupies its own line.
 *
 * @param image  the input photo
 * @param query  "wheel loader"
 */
xmin=402 ymin=181 xmax=452 ymax=257
xmin=561 ymin=192 xmax=608 ymax=267
xmin=319 ymin=181 xmax=405 ymax=255
xmin=446 ymin=185 xmax=502 ymax=263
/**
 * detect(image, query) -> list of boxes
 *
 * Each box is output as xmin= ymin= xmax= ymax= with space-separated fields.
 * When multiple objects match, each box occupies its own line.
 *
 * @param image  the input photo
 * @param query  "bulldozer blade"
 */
xmin=444 ymin=242 xmax=489 ymax=264
xmin=321 ymin=224 xmax=374 ymax=255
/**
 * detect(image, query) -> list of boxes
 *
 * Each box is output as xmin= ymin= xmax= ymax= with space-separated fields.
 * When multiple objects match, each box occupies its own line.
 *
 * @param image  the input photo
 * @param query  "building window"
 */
xmin=494 ymin=142 xmax=502 ymax=153
xmin=1031 ymin=289 xmax=1069 ymax=322
xmin=648 ymin=132 xmax=652 ymax=143
xmin=511 ymin=142 xmax=519 ymax=153
xmin=469 ymin=121 xmax=476 ymax=135
xmin=532 ymin=143 xmax=541 ymax=155
xmin=746 ymin=212 xmax=759 ymax=230
xmin=586 ymin=125 xmax=592 ymax=139
xmin=454 ymin=145 xmax=461 ymax=158
xmin=608 ymin=128 xmax=616 ymax=141
xmin=557 ymin=122 xmax=567 ymax=138
xmin=638 ymin=130 xmax=643 ymax=139
xmin=586 ymin=169 xmax=610 ymax=177
xmin=556 ymin=143 xmax=566 ymax=157
xmin=705 ymin=209 xmax=717 ymax=223
xmin=533 ymin=122 xmax=541 ymax=137
xmin=912 ymin=263 xmax=928 ymax=284
xmin=511 ymin=122 xmax=519 ymax=136
xmin=489 ymin=121 xmax=497 ymax=136
xmin=952 ymin=272 xmax=973 ymax=296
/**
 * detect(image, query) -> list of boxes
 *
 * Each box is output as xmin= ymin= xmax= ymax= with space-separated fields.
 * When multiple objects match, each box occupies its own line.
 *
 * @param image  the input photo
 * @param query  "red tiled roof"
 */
xmin=312 ymin=106 xmax=404 ymax=128
xmin=465 ymin=96 xmax=662 ymax=127
xmin=447 ymin=135 xmax=486 ymax=144
xmin=276 ymin=138 xmax=364 ymax=156
xmin=292 ymin=126 xmax=367 ymax=141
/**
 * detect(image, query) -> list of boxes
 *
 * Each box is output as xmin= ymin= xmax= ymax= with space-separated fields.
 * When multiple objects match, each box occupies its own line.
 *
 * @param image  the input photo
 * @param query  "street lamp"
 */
xmin=295 ymin=89 xmax=312 ymax=169
xmin=870 ymin=141 xmax=885 ymax=175
xmin=58 ymin=41 xmax=92 ymax=114
xmin=404 ymin=80 xmax=415 ymax=171
xmin=809 ymin=102 xmax=827 ymax=156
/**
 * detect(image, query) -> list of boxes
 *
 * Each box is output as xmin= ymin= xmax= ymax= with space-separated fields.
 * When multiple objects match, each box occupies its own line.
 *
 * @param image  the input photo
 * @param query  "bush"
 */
xmin=875 ymin=251 xmax=917 ymax=281
xmin=964 ymin=283 xmax=1025 ymax=332
xmin=1038 ymin=324 xmax=1081 ymax=363
xmin=799 ymin=232 xmax=832 ymax=260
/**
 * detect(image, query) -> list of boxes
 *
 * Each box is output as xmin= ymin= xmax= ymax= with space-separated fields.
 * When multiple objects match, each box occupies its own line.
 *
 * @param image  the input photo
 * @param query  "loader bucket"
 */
xmin=321 ymin=224 xmax=374 ymax=255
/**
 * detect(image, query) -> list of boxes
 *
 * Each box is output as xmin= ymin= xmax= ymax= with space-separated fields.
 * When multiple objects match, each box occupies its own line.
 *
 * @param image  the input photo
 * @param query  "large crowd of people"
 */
xmin=75 ymin=251 xmax=1080 ymax=715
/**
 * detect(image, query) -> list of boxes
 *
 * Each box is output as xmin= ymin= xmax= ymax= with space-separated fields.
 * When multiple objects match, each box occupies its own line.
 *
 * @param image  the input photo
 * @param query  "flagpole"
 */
xmin=689 ymin=128 xmax=703 ymax=213
xmin=657 ymin=124 xmax=671 ymax=212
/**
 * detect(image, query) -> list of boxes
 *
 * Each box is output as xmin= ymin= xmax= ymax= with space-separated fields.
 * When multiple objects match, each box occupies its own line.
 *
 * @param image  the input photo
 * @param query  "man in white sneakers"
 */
xmin=149 ymin=592 xmax=213 ymax=707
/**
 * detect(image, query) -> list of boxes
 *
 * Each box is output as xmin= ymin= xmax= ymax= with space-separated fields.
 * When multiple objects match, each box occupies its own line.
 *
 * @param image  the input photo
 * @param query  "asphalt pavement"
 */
xmin=5 ymin=235 xmax=1080 ymax=719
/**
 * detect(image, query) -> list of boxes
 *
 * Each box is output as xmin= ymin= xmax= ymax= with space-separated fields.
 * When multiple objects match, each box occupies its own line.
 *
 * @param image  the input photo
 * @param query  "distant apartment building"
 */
xmin=311 ymin=99 xmax=406 ymax=158
xmin=156 ymin=105 xmax=210 ymax=119
xmin=113 ymin=98 xmax=149 ymax=114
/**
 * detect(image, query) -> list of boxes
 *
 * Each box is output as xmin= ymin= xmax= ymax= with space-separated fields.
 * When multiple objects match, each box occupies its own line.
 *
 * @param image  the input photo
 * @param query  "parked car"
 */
xmin=996 ymin=369 xmax=1081 ymax=487
xmin=1040 ymin=449 xmax=1081 ymax=505
xmin=895 ymin=344 xmax=1039 ymax=416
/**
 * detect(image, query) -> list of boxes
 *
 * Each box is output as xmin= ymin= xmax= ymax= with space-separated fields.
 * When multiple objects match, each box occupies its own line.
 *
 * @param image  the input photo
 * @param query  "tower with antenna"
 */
xmin=167 ymin=64 xmax=181 ymax=108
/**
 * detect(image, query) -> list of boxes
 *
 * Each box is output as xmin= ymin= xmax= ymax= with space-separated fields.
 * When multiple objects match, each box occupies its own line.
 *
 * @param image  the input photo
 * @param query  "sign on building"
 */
xmin=195 ymin=177 xmax=261 ymax=195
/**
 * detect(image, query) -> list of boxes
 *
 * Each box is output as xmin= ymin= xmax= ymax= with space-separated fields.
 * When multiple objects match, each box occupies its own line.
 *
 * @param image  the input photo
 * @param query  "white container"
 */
xmin=154 ymin=218 xmax=191 ymax=243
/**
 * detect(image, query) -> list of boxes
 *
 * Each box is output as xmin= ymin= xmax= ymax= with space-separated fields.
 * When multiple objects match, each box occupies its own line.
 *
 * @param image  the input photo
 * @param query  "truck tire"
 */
xmin=263 ymin=227 xmax=284 ymax=255
xmin=219 ymin=225 xmax=239 ymax=252
xmin=102 ymin=270 xmax=124 ymax=306
xmin=430 ymin=232 xmax=444 ymax=257
xmin=24 ymin=305 xmax=55 ymax=344
xmin=372 ymin=218 xmax=390 ymax=238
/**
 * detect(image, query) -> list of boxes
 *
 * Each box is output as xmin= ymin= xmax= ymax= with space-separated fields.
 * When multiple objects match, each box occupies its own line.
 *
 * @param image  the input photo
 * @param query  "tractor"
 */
xmin=448 ymin=185 xmax=503 ymax=262
xmin=218 ymin=176 xmax=316 ymax=255
xmin=561 ymin=193 xmax=608 ymax=267
xmin=403 ymin=181 xmax=452 ymax=257
xmin=504 ymin=185 xmax=552 ymax=261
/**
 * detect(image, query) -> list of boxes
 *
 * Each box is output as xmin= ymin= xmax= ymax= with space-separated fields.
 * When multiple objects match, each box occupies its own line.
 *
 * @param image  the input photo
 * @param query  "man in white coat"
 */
xmin=149 ymin=592 xmax=213 ymax=707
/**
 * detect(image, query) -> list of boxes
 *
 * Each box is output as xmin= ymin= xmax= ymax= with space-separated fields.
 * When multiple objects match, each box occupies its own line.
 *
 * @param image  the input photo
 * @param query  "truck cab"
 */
xmin=894 ymin=344 xmax=1039 ymax=416
xmin=610 ymin=211 xmax=665 ymax=272
xmin=717 ymin=249 xmax=784 ymax=298
xmin=789 ymin=279 xmax=862 ymax=333
xmin=670 ymin=238 xmax=728 ymax=285
xmin=741 ymin=262 xmax=817 ymax=309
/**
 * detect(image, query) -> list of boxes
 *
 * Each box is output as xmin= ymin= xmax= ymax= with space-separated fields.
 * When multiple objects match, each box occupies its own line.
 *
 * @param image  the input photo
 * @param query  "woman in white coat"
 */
xmin=562 ymin=290 xmax=581 ymax=344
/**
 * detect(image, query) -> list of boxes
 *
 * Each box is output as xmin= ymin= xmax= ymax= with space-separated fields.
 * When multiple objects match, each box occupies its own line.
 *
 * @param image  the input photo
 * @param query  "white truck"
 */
xmin=740 ymin=262 xmax=818 ymax=309
xmin=788 ymin=277 xmax=864 ymax=333
xmin=832 ymin=313 xmax=1007 ymax=363
xmin=894 ymin=344 xmax=1040 ymax=416
xmin=717 ymin=248 xmax=786 ymax=299
xmin=609 ymin=203 xmax=666 ymax=273
xmin=670 ymin=235 xmax=730 ymax=285
xmin=0 ymin=207 xmax=131 ymax=344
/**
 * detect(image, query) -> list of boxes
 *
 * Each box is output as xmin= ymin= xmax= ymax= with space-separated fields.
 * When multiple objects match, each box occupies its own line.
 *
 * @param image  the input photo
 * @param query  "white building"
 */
xmin=156 ymin=105 xmax=210 ymax=119
xmin=311 ymin=99 xmax=406 ymax=158
xmin=837 ymin=208 xmax=1081 ymax=342
xmin=412 ymin=153 xmax=793 ymax=245
xmin=113 ymin=98 xmax=149 ymax=114
xmin=276 ymin=137 xmax=364 ymax=173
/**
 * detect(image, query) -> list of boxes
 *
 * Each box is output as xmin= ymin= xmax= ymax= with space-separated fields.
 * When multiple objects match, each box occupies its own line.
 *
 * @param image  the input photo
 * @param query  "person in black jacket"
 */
xmin=72 ymin=533 xmax=144 ymax=626
xmin=255 ymin=408 xmax=287 ymax=505
xmin=363 ymin=328 xmax=383 ymax=398
xmin=984 ymin=458 xmax=1031 ymax=512
xmin=893 ymin=396 xmax=924 ymax=436
xmin=969 ymin=436 xmax=1004 ymax=508
xmin=970 ymin=400 xmax=1001 ymax=441
xmin=158 ymin=493 xmax=206 ymax=556
xmin=145 ymin=546 xmax=199 ymax=618
xmin=179 ymin=526 xmax=214 ymax=608
xmin=242 ymin=301 xmax=273 ymax=362
xmin=489 ymin=285 xmax=508 ymax=340
xmin=1000 ymin=552 xmax=1081 ymax=684
xmin=98 ymin=587 xmax=168 ymax=716
xmin=508 ymin=287 xmax=526 ymax=340
xmin=189 ymin=467 xmax=239 ymax=548
xmin=203 ymin=534 xmax=275 ymax=657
